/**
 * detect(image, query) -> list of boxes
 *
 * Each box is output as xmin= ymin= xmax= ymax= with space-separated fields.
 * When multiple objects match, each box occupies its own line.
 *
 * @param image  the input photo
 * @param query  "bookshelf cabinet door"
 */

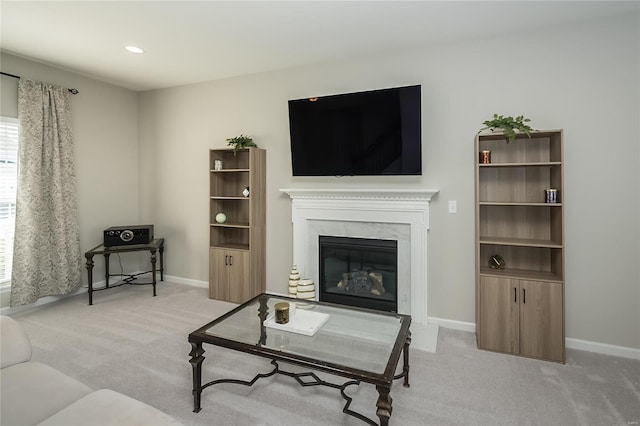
xmin=226 ymin=249 xmax=249 ymax=304
xmin=209 ymin=248 xmax=229 ymax=300
xmin=519 ymin=280 xmax=564 ymax=361
xmin=478 ymin=276 xmax=520 ymax=355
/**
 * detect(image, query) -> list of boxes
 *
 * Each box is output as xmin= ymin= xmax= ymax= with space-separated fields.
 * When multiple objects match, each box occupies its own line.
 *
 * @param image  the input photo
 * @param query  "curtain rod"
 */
xmin=1 ymin=71 xmax=79 ymax=94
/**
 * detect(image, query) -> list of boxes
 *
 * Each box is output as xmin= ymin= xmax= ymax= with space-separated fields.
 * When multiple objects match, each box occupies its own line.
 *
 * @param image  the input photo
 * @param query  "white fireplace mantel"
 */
xmin=281 ymin=188 xmax=439 ymax=203
xmin=280 ymin=188 xmax=438 ymax=325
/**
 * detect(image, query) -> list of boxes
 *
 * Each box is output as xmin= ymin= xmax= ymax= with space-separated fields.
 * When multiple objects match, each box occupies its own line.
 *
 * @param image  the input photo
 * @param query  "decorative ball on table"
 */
xmin=215 ymin=212 xmax=227 ymax=224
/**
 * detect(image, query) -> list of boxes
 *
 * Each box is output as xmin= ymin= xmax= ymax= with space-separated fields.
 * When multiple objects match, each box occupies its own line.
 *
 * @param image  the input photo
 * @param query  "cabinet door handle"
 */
xmin=224 ymin=255 xmax=228 ymax=266
xmin=523 ymin=288 xmax=526 ymax=304
xmin=514 ymin=287 xmax=517 ymax=303
xmin=229 ymin=255 xmax=233 ymax=266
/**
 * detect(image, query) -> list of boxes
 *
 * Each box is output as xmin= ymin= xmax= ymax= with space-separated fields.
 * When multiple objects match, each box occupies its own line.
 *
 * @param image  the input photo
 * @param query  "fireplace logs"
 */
xmin=337 ymin=270 xmax=386 ymax=296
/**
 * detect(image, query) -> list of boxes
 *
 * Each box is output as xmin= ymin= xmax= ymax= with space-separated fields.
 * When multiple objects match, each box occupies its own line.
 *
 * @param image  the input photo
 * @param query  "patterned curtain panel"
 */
xmin=10 ymin=79 xmax=81 ymax=307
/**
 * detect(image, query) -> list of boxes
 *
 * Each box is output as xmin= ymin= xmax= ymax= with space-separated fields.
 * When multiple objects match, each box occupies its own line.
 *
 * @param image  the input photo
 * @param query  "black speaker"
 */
xmin=104 ymin=225 xmax=154 ymax=247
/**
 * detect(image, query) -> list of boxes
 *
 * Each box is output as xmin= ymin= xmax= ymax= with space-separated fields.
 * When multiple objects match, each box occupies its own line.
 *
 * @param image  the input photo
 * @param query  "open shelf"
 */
xmin=476 ymin=132 xmax=562 ymax=163
xmin=210 ymin=170 xmax=249 ymax=198
xmin=478 ymin=165 xmax=562 ymax=204
xmin=212 ymin=242 xmax=250 ymax=251
xmin=479 ymin=244 xmax=563 ymax=278
xmin=479 ymin=205 xmax=563 ymax=243
xmin=210 ymin=198 xmax=249 ymax=225
xmin=210 ymin=149 xmax=250 ymax=170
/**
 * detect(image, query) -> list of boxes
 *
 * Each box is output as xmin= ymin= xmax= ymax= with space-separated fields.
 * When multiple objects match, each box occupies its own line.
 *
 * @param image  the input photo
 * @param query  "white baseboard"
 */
xmin=0 ymin=286 xmax=88 ymax=316
xmin=164 ymin=275 xmax=208 ymax=289
xmin=428 ymin=316 xmax=476 ymax=333
xmin=428 ymin=316 xmax=640 ymax=360
xmin=565 ymin=337 xmax=640 ymax=360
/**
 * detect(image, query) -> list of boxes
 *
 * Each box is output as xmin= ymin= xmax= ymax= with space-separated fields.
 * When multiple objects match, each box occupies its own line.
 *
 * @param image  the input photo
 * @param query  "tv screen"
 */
xmin=288 ymin=85 xmax=422 ymax=176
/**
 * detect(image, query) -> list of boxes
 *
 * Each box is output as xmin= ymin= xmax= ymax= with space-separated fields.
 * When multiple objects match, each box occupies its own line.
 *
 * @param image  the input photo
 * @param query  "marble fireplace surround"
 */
xmin=280 ymin=188 xmax=438 ymax=325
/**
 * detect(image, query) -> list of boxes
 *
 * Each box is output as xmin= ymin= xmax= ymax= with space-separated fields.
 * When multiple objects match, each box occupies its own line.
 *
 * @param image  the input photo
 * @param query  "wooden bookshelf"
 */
xmin=475 ymin=130 xmax=565 ymax=363
xmin=209 ymin=148 xmax=265 ymax=303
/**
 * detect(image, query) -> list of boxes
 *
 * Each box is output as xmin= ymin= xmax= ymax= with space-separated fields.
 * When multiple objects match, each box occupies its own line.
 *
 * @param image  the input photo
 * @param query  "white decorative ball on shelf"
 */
xmin=215 ymin=212 xmax=227 ymax=224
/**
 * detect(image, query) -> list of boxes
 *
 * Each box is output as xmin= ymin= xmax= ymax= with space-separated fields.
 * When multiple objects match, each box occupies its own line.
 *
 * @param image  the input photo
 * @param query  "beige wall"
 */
xmin=0 ymin=52 xmax=140 ymax=308
xmin=139 ymin=14 xmax=639 ymax=349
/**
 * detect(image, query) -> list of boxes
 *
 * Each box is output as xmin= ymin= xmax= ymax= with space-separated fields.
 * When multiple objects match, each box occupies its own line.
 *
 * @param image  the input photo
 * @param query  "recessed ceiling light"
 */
xmin=125 ymin=45 xmax=145 ymax=54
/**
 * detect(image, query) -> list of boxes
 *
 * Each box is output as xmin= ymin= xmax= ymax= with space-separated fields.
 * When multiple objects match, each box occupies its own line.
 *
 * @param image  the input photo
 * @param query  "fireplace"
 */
xmin=319 ymin=236 xmax=398 ymax=312
xmin=280 ymin=188 xmax=438 ymax=325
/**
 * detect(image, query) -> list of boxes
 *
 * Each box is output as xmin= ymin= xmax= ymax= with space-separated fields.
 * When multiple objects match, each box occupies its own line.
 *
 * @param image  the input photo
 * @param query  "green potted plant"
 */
xmin=226 ymin=134 xmax=257 ymax=155
xmin=478 ymin=114 xmax=534 ymax=143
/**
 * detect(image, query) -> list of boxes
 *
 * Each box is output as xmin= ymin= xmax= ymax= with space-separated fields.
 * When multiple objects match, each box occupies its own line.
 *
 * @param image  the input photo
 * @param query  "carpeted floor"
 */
xmin=7 ymin=281 xmax=640 ymax=426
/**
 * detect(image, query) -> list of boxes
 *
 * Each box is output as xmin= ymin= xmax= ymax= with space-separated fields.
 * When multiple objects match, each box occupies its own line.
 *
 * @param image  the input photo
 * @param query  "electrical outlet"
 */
xmin=448 ymin=200 xmax=457 ymax=214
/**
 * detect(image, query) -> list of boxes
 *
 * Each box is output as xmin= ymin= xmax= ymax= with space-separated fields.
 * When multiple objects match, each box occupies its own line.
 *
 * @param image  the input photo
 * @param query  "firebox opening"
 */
xmin=319 ymin=235 xmax=398 ymax=312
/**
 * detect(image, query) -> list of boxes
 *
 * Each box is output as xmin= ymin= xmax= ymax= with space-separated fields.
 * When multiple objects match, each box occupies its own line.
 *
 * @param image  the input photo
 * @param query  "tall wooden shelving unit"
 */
xmin=209 ymin=148 xmax=266 ymax=303
xmin=475 ymin=130 xmax=565 ymax=363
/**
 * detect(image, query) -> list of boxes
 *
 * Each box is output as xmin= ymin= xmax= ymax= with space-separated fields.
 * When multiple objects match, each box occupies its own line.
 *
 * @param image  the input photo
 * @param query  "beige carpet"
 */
xmin=7 ymin=281 xmax=640 ymax=426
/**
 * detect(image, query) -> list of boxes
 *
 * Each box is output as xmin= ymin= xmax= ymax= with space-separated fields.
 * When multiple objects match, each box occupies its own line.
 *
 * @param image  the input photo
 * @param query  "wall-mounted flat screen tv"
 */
xmin=288 ymin=85 xmax=422 ymax=176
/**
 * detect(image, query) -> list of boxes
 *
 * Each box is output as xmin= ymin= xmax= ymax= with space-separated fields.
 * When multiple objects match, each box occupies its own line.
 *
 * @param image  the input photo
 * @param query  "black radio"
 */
xmin=103 ymin=225 xmax=154 ymax=247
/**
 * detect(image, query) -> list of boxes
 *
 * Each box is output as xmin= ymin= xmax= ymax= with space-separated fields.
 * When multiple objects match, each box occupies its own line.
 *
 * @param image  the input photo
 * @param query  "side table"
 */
xmin=84 ymin=238 xmax=165 ymax=305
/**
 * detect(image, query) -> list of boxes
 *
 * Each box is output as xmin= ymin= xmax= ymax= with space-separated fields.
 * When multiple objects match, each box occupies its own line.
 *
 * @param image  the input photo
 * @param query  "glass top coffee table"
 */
xmin=188 ymin=293 xmax=411 ymax=425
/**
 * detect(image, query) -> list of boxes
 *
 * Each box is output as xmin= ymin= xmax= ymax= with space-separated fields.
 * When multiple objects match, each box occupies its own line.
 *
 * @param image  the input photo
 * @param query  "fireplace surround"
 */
xmin=280 ymin=188 xmax=438 ymax=325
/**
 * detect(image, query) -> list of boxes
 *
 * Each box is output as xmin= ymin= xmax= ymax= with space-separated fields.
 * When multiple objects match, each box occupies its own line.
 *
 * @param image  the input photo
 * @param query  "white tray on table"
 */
xmin=264 ymin=309 xmax=329 ymax=336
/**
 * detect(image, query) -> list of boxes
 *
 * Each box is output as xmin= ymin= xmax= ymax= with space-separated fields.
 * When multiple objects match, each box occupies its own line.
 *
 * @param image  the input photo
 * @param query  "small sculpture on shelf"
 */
xmin=489 ymin=254 xmax=506 ymax=270
xmin=215 ymin=212 xmax=226 ymax=224
xmin=544 ymin=188 xmax=559 ymax=203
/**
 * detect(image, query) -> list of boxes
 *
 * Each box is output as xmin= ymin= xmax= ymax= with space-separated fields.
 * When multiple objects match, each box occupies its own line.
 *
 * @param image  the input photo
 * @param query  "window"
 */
xmin=0 ymin=117 xmax=18 ymax=286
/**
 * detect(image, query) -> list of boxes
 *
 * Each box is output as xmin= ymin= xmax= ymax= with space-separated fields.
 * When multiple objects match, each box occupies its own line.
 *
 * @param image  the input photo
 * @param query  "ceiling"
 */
xmin=1 ymin=1 xmax=637 ymax=92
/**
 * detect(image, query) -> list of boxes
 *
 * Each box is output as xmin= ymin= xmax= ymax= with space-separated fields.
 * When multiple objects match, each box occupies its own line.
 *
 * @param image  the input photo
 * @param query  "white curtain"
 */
xmin=10 ymin=79 xmax=81 ymax=306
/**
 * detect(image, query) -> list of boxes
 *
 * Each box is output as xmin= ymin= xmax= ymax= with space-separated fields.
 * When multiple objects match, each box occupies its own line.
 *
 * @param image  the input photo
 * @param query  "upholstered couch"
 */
xmin=0 ymin=315 xmax=182 ymax=426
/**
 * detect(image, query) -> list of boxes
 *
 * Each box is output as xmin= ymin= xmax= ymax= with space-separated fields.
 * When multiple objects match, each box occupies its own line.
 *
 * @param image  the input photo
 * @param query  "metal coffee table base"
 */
xmin=189 ymin=334 xmax=411 ymax=426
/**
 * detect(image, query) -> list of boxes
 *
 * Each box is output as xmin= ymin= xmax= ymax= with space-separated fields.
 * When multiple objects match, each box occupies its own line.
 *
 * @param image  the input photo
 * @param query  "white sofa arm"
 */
xmin=1 ymin=315 xmax=32 ymax=369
